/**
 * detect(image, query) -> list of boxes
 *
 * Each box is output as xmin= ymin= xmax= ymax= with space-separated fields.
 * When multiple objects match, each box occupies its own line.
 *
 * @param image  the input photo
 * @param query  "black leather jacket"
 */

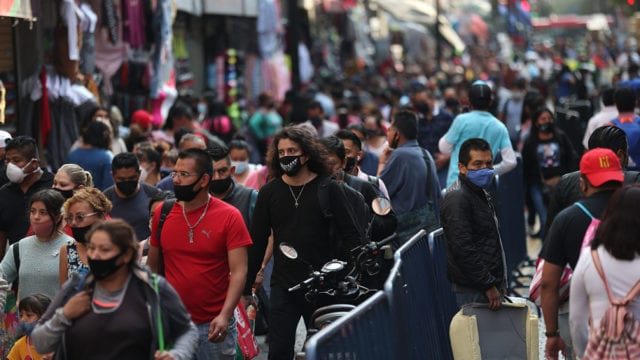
xmin=440 ymin=175 xmax=505 ymax=291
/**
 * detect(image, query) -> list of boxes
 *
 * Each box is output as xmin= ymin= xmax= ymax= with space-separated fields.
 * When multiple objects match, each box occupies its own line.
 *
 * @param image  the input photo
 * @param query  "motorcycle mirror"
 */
xmin=371 ymin=197 xmax=392 ymax=216
xmin=279 ymin=242 xmax=299 ymax=260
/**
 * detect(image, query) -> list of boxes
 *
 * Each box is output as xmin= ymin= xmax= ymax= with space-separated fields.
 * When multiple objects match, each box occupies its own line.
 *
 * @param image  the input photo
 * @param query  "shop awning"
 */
xmin=176 ymin=0 xmax=203 ymax=16
xmin=0 ymin=0 xmax=34 ymax=20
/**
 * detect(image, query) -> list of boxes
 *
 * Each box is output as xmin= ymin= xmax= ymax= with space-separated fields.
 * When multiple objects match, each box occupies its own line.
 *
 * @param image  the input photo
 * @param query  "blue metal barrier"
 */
xmin=389 ymin=230 xmax=452 ymax=359
xmin=495 ymin=155 xmax=527 ymax=279
xmin=305 ymin=290 xmax=395 ymax=360
xmin=428 ymin=228 xmax=457 ymax=350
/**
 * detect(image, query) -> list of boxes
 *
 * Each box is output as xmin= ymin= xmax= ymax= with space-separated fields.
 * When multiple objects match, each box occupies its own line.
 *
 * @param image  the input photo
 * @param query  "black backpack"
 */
xmin=153 ymin=198 xmax=176 ymax=275
xmin=317 ymin=177 xmax=369 ymax=260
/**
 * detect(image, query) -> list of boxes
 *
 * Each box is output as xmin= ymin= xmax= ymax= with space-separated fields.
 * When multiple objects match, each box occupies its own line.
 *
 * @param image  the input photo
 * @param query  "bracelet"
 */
xmin=545 ymin=330 xmax=560 ymax=337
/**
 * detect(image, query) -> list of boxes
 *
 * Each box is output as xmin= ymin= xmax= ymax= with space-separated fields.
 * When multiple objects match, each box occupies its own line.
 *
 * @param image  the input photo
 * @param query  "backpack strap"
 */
xmin=591 ymin=248 xmax=640 ymax=339
xmin=155 ymin=199 xmax=176 ymax=275
xmin=574 ymin=202 xmax=595 ymax=220
xmin=152 ymin=274 xmax=165 ymax=352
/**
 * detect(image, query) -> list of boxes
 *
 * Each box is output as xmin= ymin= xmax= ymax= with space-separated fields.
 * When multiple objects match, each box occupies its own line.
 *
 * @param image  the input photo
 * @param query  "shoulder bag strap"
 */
xmin=153 ymin=274 xmax=165 ymax=352
xmin=574 ymin=202 xmax=595 ymax=220
xmin=591 ymin=249 xmax=616 ymax=305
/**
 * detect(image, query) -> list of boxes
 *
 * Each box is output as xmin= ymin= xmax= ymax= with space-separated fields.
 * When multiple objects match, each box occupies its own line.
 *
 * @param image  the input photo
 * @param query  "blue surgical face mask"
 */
xmin=465 ymin=168 xmax=495 ymax=189
xmin=231 ymin=160 xmax=249 ymax=175
xmin=19 ymin=320 xmax=36 ymax=336
xmin=197 ymin=103 xmax=207 ymax=115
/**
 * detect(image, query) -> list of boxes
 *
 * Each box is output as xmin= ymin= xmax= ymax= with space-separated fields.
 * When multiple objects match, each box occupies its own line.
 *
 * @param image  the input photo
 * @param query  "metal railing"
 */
xmin=305 ymin=290 xmax=395 ymax=360
xmin=306 ymin=229 xmax=455 ymax=359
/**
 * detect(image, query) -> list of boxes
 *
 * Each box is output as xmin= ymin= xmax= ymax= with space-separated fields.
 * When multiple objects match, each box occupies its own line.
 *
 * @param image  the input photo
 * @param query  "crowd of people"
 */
xmin=2 ymin=28 xmax=640 ymax=359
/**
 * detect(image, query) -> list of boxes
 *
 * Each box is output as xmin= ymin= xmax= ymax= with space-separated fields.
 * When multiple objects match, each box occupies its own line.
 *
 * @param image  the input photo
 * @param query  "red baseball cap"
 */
xmin=580 ymin=148 xmax=624 ymax=186
xmin=131 ymin=110 xmax=153 ymax=130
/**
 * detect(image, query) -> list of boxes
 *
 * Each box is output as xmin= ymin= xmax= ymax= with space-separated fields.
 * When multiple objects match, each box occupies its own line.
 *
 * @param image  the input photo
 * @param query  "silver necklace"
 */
xmin=182 ymin=196 xmax=211 ymax=243
xmin=288 ymin=183 xmax=306 ymax=208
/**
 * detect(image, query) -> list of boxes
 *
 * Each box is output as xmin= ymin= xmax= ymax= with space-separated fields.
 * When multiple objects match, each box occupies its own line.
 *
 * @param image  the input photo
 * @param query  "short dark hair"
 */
xmin=5 ymin=135 xmax=38 ymax=159
xmin=391 ymin=110 xmax=418 ymax=140
xmin=591 ymin=185 xmax=640 ymax=259
xmin=111 ymin=152 xmax=140 ymax=173
xmin=30 ymin=189 xmax=65 ymax=236
xmin=174 ymin=127 xmax=194 ymax=147
xmin=320 ymin=136 xmax=346 ymax=160
xmin=614 ymin=87 xmax=636 ymax=113
xmin=164 ymin=101 xmax=194 ymax=130
xmin=588 ymin=125 xmax=628 ymax=153
xmin=335 ymin=129 xmax=362 ymax=151
xmin=86 ymin=219 xmax=140 ymax=267
xmin=178 ymin=148 xmax=214 ymax=177
xmin=135 ymin=145 xmax=162 ymax=172
xmin=83 ymin=121 xmax=111 ymax=149
xmin=228 ymin=139 xmax=250 ymax=154
xmin=459 ymin=138 xmax=492 ymax=166
xmin=207 ymin=142 xmax=230 ymax=162
xmin=308 ymin=100 xmax=323 ymax=112
xmin=19 ymin=294 xmax=51 ymax=317
xmin=601 ymin=86 xmax=616 ymax=107
xmin=268 ymin=125 xmax=329 ymax=178
xmin=469 ymin=81 xmax=493 ymax=110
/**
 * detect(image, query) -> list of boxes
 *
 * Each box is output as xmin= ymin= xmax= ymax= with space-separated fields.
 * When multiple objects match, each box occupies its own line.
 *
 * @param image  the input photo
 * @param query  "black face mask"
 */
xmin=89 ymin=253 xmax=125 ymax=280
xmin=71 ymin=225 xmax=92 ymax=243
xmin=310 ymin=117 xmax=323 ymax=128
xmin=174 ymin=176 xmax=203 ymax=202
xmin=415 ymin=102 xmax=430 ymax=114
xmin=344 ymin=157 xmax=358 ymax=173
xmin=539 ymin=123 xmax=555 ymax=134
xmin=364 ymin=129 xmax=377 ymax=138
xmin=116 ymin=180 xmax=138 ymax=197
xmin=209 ymin=177 xmax=233 ymax=195
xmin=279 ymin=155 xmax=304 ymax=177
xmin=53 ymin=187 xmax=74 ymax=199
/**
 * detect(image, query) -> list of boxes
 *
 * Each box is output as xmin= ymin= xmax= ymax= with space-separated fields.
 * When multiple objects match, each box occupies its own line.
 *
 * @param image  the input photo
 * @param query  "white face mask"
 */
xmin=139 ymin=167 xmax=149 ymax=182
xmin=231 ymin=161 xmax=249 ymax=175
xmin=6 ymin=159 xmax=36 ymax=184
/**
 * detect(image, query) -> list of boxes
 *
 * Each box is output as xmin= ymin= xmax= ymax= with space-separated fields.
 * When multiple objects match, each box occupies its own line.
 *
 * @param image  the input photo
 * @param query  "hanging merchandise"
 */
xmin=54 ymin=0 xmax=83 ymax=80
xmin=40 ymin=68 xmax=52 ymax=146
xmin=257 ymin=0 xmax=282 ymax=59
xmin=0 ymin=80 xmax=5 ymax=125
xmin=79 ymin=2 xmax=97 ymax=75
xmin=101 ymin=0 xmax=119 ymax=45
xmin=225 ymin=49 xmax=241 ymax=129
xmin=150 ymin=0 xmax=174 ymax=98
xmin=122 ymin=0 xmax=147 ymax=48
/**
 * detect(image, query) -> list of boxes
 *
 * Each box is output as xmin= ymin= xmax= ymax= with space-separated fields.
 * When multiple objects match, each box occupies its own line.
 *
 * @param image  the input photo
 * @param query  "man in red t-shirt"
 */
xmin=147 ymin=149 xmax=252 ymax=360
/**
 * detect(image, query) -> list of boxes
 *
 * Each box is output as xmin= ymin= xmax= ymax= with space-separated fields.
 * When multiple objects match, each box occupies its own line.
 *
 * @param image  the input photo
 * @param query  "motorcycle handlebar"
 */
xmin=288 ymin=273 xmax=320 ymax=292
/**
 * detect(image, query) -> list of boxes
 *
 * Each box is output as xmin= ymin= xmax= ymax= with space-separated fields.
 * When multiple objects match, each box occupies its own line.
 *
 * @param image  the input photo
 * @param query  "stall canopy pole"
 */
xmin=288 ymin=0 xmax=301 ymax=93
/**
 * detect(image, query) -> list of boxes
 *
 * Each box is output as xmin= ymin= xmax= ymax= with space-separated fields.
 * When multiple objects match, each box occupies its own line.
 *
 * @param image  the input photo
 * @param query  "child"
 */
xmin=8 ymin=294 xmax=52 ymax=360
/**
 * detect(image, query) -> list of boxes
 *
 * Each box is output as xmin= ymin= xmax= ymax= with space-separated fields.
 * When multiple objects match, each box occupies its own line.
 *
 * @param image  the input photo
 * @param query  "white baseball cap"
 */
xmin=0 ymin=130 xmax=11 ymax=148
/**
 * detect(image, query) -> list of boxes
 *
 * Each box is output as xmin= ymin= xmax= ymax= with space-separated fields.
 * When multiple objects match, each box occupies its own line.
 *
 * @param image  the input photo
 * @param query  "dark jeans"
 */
xmin=268 ymin=285 xmax=317 ymax=360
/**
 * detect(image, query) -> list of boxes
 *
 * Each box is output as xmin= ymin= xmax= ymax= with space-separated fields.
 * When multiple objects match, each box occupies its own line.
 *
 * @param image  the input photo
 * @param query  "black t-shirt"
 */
xmin=0 ymin=171 xmax=54 ymax=243
xmin=541 ymin=190 xmax=615 ymax=269
xmin=248 ymin=176 xmax=361 ymax=289
xmin=65 ymin=276 xmax=152 ymax=359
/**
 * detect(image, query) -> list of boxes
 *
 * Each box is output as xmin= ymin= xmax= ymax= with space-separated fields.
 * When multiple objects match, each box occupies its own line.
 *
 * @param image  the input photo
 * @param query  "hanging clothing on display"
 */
xmin=79 ymin=2 xmax=98 ymax=75
xmin=54 ymin=0 xmax=83 ymax=79
xmin=122 ymin=0 xmax=146 ymax=48
xmin=40 ymin=68 xmax=52 ymax=146
xmin=150 ymin=0 xmax=173 ymax=98
xmin=257 ymin=0 xmax=281 ymax=59
xmin=101 ymin=0 xmax=118 ymax=44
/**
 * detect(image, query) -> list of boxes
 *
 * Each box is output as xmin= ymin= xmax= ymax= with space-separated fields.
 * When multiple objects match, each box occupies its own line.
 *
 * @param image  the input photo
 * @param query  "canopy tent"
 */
xmin=0 ymin=0 xmax=35 ymax=20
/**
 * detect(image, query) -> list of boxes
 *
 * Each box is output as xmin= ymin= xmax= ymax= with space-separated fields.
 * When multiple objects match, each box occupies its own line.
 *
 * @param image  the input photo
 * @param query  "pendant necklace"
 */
xmin=182 ymin=196 xmax=211 ymax=243
xmin=288 ymin=183 xmax=306 ymax=208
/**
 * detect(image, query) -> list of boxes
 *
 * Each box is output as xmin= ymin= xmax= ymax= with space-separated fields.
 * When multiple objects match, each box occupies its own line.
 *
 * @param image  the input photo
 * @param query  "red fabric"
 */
xmin=235 ymin=303 xmax=259 ymax=359
xmin=150 ymin=198 xmax=252 ymax=323
xmin=131 ymin=110 xmax=153 ymax=130
xmin=40 ymin=69 xmax=52 ymax=146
